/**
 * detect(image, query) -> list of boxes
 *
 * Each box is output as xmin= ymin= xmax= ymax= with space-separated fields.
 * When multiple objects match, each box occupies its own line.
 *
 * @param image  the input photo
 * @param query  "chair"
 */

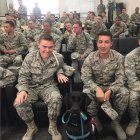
xmin=112 ymin=38 xmax=119 ymax=51
xmin=118 ymin=37 xmax=139 ymax=55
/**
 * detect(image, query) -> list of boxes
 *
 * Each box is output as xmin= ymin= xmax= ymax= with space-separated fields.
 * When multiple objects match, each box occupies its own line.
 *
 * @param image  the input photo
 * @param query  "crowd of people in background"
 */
xmin=1 ymin=0 xmax=140 ymax=140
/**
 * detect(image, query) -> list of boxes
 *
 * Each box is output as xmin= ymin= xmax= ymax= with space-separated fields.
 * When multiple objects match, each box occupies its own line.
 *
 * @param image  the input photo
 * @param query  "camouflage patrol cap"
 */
xmin=71 ymin=52 xmax=80 ymax=60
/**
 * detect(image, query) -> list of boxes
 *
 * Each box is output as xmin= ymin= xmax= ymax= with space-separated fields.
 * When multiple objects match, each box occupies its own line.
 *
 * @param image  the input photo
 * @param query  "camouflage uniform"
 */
xmin=35 ymin=31 xmax=62 ymax=53
xmin=8 ymin=8 xmax=18 ymax=17
xmin=110 ymin=21 xmax=128 ymax=38
xmin=119 ymin=13 xmax=130 ymax=26
xmin=0 ymin=31 xmax=28 ymax=74
xmin=125 ymin=47 xmax=140 ymax=121
xmin=97 ymin=3 xmax=106 ymax=15
xmin=14 ymin=50 xmax=74 ymax=122
xmin=23 ymin=28 xmax=41 ymax=52
xmin=81 ymin=50 xmax=129 ymax=118
xmin=67 ymin=31 xmax=94 ymax=58
xmin=129 ymin=13 xmax=140 ymax=35
xmin=90 ymin=22 xmax=107 ymax=39
xmin=0 ymin=66 xmax=16 ymax=87
xmin=18 ymin=5 xmax=27 ymax=25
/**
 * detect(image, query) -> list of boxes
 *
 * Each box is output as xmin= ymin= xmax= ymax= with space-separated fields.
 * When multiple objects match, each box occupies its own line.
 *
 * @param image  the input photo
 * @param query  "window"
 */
xmin=13 ymin=0 xmax=59 ymax=14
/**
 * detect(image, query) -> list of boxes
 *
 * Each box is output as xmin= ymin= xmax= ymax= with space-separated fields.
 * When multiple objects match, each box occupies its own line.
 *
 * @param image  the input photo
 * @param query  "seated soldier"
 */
xmin=81 ymin=31 xmax=129 ymax=140
xmin=110 ymin=16 xmax=128 ymax=38
xmin=14 ymin=34 xmax=74 ymax=140
xmin=67 ymin=20 xmax=94 ymax=82
xmin=129 ymin=7 xmax=140 ymax=36
xmin=0 ymin=20 xmax=27 ymax=75
xmin=124 ymin=38 xmax=140 ymax=137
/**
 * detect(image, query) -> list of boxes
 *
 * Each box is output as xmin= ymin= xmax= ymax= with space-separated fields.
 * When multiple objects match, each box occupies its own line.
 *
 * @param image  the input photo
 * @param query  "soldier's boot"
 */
xmin=22 ymin=120 xmax=38 ymax=140
xmin=72 ymin=61 xmax=81 ymax=83
xmin=94 ymin=116 xmax=103 ymax=132
xmin=48 ymin=119 xmax=62 ymax=140
xmin=111 ymin=120 xmax=127 ymax=140
xmin=126 ymin=118 xmax=139 ymax=136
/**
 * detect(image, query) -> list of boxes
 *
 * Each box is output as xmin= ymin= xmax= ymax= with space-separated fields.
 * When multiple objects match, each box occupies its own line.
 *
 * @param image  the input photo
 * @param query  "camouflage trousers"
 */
xmin=14 ymin=85 xmax=62 ymax=123
xmin=0 ymin=54 xmax=23 ymax=75
xmin=0 ymin=67 xmax=16 ymax=87
xmin=127 ymin=90 xmax=140 ymax=120
xmin=129 ymin=23 xmax=138 ymax=34
xmin=83 ymin=87 xmax=129 ymax=119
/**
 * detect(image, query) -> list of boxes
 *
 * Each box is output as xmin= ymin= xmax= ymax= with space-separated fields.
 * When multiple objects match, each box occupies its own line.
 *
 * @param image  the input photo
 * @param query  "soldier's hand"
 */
xmin=57 ymin=73 xmax=69 ymax=83
xmin=15 ymin=91 xmax=28 ymax=105
xmin=96 ymin=86 xmax=105 ymax=102
xmin=104 ymin=90 xmax=111 ymax=102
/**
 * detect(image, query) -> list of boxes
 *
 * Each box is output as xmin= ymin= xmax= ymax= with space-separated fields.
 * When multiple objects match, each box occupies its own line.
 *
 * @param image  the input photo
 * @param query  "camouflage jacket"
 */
xmin=125 ymin=47 xmax=140 ymax=92
xmin=16 ymin=51 xmax=66 ymax=92
xmin=67 ymin=31 xmax=94 ymax=57
xmin=130 ymin=13 xmax=140 ymax=23
xmin=0 ymin=31 xmax=27 ymax=55
xmin=81 ymin=49 xmax=125 ymax=94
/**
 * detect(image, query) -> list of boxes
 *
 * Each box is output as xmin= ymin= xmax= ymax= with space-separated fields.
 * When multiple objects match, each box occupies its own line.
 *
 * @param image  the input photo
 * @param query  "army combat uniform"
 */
xmin=125 ymin=47 xmax=140 ymax=136
xmin=0 ymin=31 xmax=28 ymax=74
xmin=81 ymin=49 xmax=129 ymax=140
xmin=14 ymin=50 xmax=74 ymax=122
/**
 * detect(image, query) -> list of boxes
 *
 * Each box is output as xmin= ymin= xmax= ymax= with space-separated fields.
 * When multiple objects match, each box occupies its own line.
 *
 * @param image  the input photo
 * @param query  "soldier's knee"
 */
xmin=50 ymin=91 xmax=62 ymax=101
xmin=129 ymin=91 xmax=140 ymax=101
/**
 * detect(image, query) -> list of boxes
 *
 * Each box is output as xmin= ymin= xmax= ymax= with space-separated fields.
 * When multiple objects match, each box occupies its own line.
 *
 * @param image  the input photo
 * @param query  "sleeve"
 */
xmin=81 ymin=54 xmax=98 ymax=92
xmin=108 ymin=55 xmax=125 ymax=94
xmin=15 ymin=33 xmax=28 ymax=54
xmin=83 ymin=33 xmax=94 ymax=57
xmin=125 ymin=53 xmax=140 ymax=92
xmin=16 ymin=54 xmax=32 ymax=93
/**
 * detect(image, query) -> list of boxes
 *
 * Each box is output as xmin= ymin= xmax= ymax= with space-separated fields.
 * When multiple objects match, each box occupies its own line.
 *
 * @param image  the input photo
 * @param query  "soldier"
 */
xmin=35 ymin=19 xmax=62 ymax=52
xmin=32 ymin=2 xmax=41 ymax=20
xmin=129 ymin=7 xmax=140 ymax=36
xmin=67 ymin=20 xmax=94 ymax=82
xmin=0 ymin=20 xmax=27 ymax=74
xmin=59 ymin=12 xmax=69 ymax=23
xmin=23 ymin=19 xmax=41 ymax=52
xmin=89 ymin=15 xmax=107 ymax=39
xmin=110 ymin=16 xmax=128 ymax=38
xmin=97 ymin=0 xmax=106 ymax=15
xmin=119 ymin=8 xmax=130 ymax=26
xmin=124 ymin=38 xmax=140 ymax=137
xmin=0 ymin=66 xmax=16 ymax=87
xmin=63 ymin=21 xmax=73 ymax=43
xmin=8 ymin=3 xmax=18 ymax=18
xmin=81 ymin=31 xmax=129 ymax=140
xmin=14 ymin=34 xmax=74 ymax=140
xmin=50 ymin=14 xmax=61 ymax=29
xmin=17 ymin=0 xmax=27 ymax=25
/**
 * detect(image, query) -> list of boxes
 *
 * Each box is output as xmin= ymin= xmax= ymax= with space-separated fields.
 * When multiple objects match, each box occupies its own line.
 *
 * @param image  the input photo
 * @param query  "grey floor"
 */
xmin=1 ymin=121 xmax=140 ymax=140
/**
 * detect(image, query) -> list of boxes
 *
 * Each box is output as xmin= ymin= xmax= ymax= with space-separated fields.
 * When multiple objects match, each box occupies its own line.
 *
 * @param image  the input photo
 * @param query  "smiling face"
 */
xmin=38 ymin=39 xmax=54 ymax=59
xmin=97 ymin=35 xmax=112 ymax=56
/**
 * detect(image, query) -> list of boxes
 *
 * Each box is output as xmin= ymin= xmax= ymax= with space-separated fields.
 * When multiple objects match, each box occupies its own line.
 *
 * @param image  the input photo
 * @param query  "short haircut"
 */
xmin=74 ymin=20 xmax=82 ymax=27
xmin=115 ymin=16 xmax=122 ymax=21
xmin=38 ymin=34 xmax=54 ymax=43
xmin=4 ymin=20 xmax=15 ymax=28
xmin=97 ymin=30 xmax=113 ymax=42
xmin=43 ymin=19 xmax=52 ymax=27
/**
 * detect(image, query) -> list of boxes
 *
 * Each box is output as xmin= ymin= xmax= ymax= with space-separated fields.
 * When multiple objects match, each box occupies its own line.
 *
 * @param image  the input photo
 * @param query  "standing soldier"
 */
xmin=17 ymin=0 xmax=27 ymax=25
xmin=97 ymin=0 xmax=106 ymax=15
xmin=81 ymin=31 xmax=129 ymax=140
xmin=125 ymin=38 xmax=140 ymax=137
xmin=14 ymin=34 xmax=74 ymax=140
xmin=8 ymin=3 xmax=18 ymax=18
